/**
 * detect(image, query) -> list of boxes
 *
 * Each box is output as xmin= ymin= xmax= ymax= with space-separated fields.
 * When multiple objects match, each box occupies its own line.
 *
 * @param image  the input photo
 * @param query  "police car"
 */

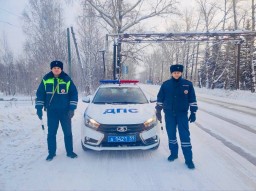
xmin=81 ymin=80 xmax=160 ymax=151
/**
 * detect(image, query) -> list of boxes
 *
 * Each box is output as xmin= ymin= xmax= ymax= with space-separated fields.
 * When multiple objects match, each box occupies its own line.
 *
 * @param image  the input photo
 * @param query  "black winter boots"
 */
xmin=167 ymin=154 xmax=178 ymax=161
xmin=185 ymin=161 xmax=195 ymax=169
xmin=167 ymin=154 xmax=195 ymax=169
xmin=67 ymin=152 xmax=78 ymax=158
xmin=46 ymin=152 xmax=78 ymax=161
xmin=46 ymin=154 xmax=56 ymax=161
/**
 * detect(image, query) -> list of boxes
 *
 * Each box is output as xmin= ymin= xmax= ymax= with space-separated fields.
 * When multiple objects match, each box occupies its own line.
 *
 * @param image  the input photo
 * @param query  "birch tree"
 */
xmin=0 ymin=35 xmax=16 ymax=95
xmin=196 ymin=0 xmax=220 ymax=88
xmin=77 ymin=2 xmax=104 ymax=94
xmin=85 ymin=0 xmax=178 ymax=34
xmin=84 ymin=0 xmax=178 ymax=78
xmin=22 ymin=0 xmax=67 ymax=79
xmin=250 ymin=0 xmax=256 ymax=92
xmin=232 ymin=0 xmax=238 ymax=29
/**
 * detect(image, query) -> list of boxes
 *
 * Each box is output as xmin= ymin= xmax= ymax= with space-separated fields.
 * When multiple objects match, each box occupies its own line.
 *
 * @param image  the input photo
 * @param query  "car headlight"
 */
xmin=144 ymin=116 xmax=157 ymax=129
xmin=84 ymin=115 xmax=100 ymax=130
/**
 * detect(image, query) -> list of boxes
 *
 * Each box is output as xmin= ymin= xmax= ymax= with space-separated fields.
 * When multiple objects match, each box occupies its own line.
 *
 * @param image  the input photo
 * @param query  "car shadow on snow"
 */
xmin=81 ymin=149 xmax=158 ymax=160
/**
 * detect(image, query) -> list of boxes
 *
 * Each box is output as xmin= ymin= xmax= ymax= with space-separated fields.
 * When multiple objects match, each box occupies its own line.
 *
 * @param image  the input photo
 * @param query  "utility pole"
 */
xmin=105 ymin=34 xmax=109 ymax=78
xmin=71 ymin=27 xmax=82 ymax=68
xmin=99 ymin=50 xmax=106 ymax=79
xmin=185 ymin=44 xmax=190 ymax=79
xmin=194 ymin=42 xmax=200 ymax=85
xmin=236 ymin=42 xmax=241 ymax=90
xmin=116 ymin=41 xmax=121 ymax=80
xmin=67 ymin=28 xmax=72 ymax=78
xmin=161 ymin=61 xmax=164 ymax=82
xmin=71 ymin=27 xmax=86 ymax=91
xmin=251 ymin=0 xmax=256 ymax=92
xmin=113 ymin=41 xmax=117 ymax=80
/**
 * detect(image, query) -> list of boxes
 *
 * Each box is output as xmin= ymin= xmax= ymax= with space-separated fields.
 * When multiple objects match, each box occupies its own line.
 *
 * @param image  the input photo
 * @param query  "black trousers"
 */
xmin=47 ymin=109 xmax=73 ymax=155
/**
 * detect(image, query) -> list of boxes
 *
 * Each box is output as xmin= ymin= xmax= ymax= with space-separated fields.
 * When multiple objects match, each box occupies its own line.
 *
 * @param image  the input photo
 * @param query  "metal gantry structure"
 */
xmin=108 ymin=30 xmax=256 ymax=91
xmin=110 ymin=31 xmax=256 ymax=43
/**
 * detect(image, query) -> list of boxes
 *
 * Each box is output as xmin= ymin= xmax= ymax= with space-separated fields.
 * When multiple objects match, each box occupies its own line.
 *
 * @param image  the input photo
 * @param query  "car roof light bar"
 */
xmin=120 ymin=80 xmax=139 ymax=84
xmin=99 ymin=80 xmax=119 ymax=84
xmin=99 ymin=79 xmax=139 ymax=84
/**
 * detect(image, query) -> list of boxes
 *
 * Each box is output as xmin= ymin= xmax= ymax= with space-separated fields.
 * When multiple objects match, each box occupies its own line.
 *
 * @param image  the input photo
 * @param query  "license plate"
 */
xmin=108 ymin=135 xmax=136 ymax=142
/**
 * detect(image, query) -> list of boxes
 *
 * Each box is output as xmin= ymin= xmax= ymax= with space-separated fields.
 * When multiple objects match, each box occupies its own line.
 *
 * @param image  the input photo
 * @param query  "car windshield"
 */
xmin=92 ymin=87 xmax=148 ymax=104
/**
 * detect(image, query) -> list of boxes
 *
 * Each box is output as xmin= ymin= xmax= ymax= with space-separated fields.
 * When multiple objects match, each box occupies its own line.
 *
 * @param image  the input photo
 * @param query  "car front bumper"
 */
xmin=81 ymin=124 xmax=160 ymax=151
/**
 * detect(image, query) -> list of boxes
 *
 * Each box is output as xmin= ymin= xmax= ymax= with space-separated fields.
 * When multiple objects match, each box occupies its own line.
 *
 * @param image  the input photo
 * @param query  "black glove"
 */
xmin=189 ymin=112 xmax=196 ymax=123
xmin=36 ymin=109 xmax=43 ymax=120
xmin=68 ymin=110 xmax=75 ymax=118
xmin=156 ymin=111 xmax=162 ymax=123
xmin=155 ymin=105 xmax=163 ymax=123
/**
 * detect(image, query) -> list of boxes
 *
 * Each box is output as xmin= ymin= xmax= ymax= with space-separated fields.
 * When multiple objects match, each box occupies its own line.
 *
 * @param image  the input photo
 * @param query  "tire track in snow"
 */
xmin=195 ymin=122 xmax=256 ymax=167
xmin=199 ymin=108 xmax=256 ymax=135
xmin=198 ymin=96 xmax=256 ymax=117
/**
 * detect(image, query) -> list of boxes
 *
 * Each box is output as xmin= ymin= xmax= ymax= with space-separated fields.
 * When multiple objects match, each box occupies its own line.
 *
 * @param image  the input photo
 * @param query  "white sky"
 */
xmin=0 ymin=0 xmax=25 ymax=55
xmin=0 ymin=0 xmax=251 ymax=56
xmin=0 ymin=0 xmax=196 ymax=56
xmin=0 ymin=0 xmax=81 ymax=55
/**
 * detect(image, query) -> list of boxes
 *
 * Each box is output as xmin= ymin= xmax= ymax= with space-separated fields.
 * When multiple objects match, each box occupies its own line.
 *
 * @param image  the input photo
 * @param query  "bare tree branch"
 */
xmin=122 ymin=0 xmax=142 ymax=17
xmin=85 ymin=0 xmax=178 ymax=33
xmin=85 ymin=0 xmax=114 ymax=27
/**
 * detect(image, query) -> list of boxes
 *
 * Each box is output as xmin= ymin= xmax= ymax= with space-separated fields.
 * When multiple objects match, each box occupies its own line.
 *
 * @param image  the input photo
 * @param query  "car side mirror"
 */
xmin=149 ymin=97 xmax=157 ymax=103
xmin=82 ymin=96 xmax=90 ymax=103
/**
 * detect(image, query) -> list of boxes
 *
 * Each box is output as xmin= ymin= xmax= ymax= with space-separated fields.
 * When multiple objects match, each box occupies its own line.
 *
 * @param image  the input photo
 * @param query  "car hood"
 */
xmin=85 ymin=103 xmax=155 ymax=124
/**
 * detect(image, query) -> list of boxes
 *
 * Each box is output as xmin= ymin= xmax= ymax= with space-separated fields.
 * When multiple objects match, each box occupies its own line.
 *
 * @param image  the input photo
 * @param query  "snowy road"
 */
xmin=197 ymin=96 xmax=256 ymax=166
xmin=198 ymin=96 xmax=256 ymax=116
xmin=1 ymin=85 xmax=256 ymax=191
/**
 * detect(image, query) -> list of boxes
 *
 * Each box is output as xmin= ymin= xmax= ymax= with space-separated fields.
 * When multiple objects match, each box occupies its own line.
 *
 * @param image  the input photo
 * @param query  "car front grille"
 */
xmin=100 ymin=141 xmax=145 ymax=147
xmin=98 ymin=124 xmax=144 ymax=133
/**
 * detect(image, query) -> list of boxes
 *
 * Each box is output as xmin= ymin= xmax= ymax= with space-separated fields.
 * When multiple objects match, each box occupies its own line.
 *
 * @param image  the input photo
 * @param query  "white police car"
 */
xmin=81 ymin=80 xmax=160 ymax=151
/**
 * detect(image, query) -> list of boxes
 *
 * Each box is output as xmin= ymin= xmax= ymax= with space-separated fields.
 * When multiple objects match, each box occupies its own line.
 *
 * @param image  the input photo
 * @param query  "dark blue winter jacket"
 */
xmin=35 ymin=71 xmax=78 ymax=111
xmin=157 ymin=77 xmax=198 ymax=115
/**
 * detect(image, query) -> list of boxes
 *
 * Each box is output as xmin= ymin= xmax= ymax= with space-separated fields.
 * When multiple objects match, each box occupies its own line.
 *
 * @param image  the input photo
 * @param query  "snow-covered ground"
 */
xmin=1 ymin=85 xmax=256 ymax=191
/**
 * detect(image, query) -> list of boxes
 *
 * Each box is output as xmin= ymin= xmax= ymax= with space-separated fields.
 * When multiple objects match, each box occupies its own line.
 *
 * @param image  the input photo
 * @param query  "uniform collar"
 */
xmin=171 ymin=77 xmax=182 ymax=82
xmin=44 ymin=71 xmax=70 ymax=81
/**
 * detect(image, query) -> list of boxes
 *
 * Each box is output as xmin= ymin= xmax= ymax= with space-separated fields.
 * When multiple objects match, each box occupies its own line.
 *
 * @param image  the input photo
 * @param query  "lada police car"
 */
xmin=81 ymin=80 xmax=160 ymax=151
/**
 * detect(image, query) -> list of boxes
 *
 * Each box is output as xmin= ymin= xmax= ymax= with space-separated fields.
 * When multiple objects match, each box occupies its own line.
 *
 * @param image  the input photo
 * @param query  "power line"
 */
xmin=0 ymin=20 xmax=20 ymax=28
xmin=0 ymin=7 xmax=22 ymax=18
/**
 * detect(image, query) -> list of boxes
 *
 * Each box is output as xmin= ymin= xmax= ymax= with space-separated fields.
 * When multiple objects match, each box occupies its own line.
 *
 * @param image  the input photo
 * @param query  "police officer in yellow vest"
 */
xmin=35 ymin=60 xmax=78 ymax=161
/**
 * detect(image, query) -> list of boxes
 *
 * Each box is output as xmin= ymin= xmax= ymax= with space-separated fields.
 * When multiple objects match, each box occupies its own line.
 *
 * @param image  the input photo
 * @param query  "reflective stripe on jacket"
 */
xmin=43 ymin=78 xmax=71 ymax=95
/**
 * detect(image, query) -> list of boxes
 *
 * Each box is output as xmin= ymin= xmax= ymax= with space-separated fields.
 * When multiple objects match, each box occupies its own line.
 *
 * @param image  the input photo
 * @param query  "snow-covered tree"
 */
xmin=77 ymin=2 xmax=104 ymax=94
xmin=22 ymin=0 xmax=67 ymax=81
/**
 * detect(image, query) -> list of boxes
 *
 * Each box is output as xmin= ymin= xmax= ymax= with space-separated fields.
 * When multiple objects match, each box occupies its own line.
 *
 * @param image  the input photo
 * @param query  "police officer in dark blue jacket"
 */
xmin=35 ymin=60 xmax=78 ymax=161
xmin=156 ymin=64 xmax=198 ymax=169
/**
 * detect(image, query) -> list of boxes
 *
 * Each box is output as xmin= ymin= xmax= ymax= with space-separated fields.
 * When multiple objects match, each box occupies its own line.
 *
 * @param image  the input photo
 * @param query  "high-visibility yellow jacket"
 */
xmin=35 ymin=71 xmax=78 ymax=111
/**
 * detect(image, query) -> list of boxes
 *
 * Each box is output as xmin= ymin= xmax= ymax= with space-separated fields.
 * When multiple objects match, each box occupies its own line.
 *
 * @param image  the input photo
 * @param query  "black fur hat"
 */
xmin=170 ymin=64 xmax=183 ymax=73
xmin=50 ymin=60 xmax=63 ymax=70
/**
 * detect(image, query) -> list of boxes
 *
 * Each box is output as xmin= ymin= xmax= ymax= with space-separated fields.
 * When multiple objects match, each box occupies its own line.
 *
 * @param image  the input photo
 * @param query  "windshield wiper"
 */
xmin=93 ymin=102 xmax=119 ymax=104
xmin=93 ymin=102 xmax=107 ymax=104
xmin=113 ymin=102 xmax=146 ymax=104
xmin=93 ymin=101 xmax=146 ymax=104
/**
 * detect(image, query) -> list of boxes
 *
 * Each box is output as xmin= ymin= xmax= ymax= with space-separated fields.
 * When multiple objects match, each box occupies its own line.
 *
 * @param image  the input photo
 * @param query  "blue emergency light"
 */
xmin=99 ymin=80 xmax=139 ymax=84
xmin=99 ymin=80 xmax=119 ymax=84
